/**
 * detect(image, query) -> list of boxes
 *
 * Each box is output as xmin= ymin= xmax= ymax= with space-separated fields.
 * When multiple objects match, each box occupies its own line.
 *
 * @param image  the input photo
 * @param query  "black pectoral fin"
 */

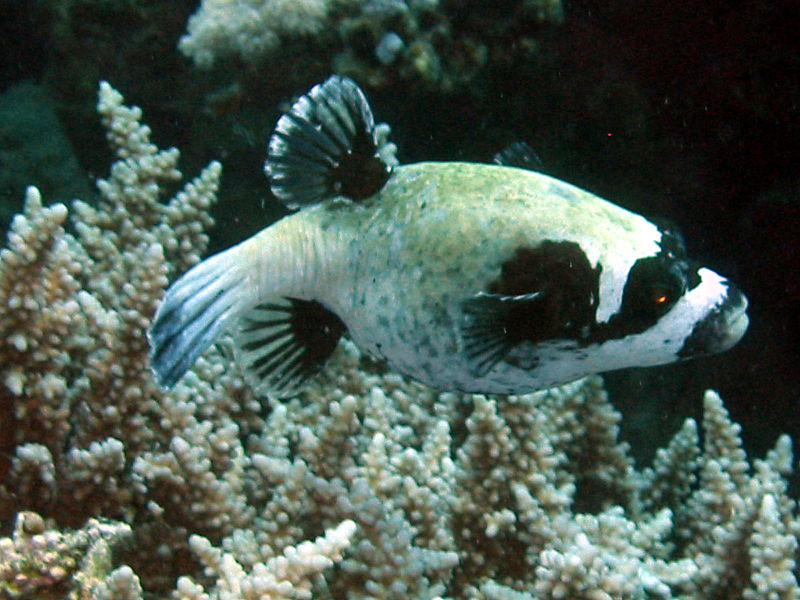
xmin=462 ymin=291 xmax=545 ymax=376
xmin=265 ymin=75 xmax=396 ymax=209
xmin=492 ymin=141 xmax=545 ymax=173
xmin=234 ymin=298 xmax=346 ymax=398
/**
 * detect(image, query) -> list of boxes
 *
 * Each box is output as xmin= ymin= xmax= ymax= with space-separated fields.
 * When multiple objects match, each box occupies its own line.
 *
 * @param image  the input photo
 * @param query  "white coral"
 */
xmin=180 ymin=520 xmax=357 ymax=600
xmin=179 ymin=0 xmax=329 ymax=67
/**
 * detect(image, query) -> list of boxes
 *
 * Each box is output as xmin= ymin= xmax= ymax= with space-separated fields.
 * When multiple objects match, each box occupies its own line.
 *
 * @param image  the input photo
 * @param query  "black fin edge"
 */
xmin=265 ymin=75 xmax=395 ymax=209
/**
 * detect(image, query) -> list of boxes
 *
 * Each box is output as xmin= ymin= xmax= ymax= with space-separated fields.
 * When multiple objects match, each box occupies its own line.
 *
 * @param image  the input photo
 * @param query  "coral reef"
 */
xmin=1 ymin=82 xmax=799 ymax=599
xmin=179 ymin=0 xmax=331 ymax=69
xmin=179 ymin=0 xmax=564 ymax=90
xmin=0 ymin=511 xmax=136 ymax=600
xmin=0 ymin=80 xmax=223 ymax=584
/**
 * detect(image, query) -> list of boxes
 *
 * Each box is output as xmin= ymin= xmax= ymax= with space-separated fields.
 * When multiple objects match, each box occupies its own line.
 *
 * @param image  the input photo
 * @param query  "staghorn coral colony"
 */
xmin=0 ymin=83 xmax=798 ymax=599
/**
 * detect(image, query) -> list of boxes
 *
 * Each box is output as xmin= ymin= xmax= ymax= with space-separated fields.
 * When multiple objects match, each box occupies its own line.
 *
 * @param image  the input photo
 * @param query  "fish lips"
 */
xmin=678 ymin=281 xmax=749 ymax=358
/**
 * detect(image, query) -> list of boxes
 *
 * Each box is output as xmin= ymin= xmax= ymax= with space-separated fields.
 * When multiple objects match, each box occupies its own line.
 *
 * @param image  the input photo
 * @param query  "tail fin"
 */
xmin=148 ymin=247 xmax=248 ymax=387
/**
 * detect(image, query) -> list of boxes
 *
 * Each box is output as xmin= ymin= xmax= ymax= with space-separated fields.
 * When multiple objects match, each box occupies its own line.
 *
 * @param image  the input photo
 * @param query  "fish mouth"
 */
xmin=721 ymin=300 xmax=749 ymax=351
xmin=678 ymin=282 xmax=749 ymax=358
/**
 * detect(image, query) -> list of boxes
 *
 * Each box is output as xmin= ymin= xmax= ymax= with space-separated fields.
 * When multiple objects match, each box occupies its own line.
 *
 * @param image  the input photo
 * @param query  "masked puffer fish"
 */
xmin=149 ymin=75 xmax=749 ymax=397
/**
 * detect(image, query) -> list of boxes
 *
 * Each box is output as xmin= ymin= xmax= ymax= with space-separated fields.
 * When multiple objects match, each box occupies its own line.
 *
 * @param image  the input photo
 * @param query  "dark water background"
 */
xmin=1 ymin=0 xmax=798 ymax=491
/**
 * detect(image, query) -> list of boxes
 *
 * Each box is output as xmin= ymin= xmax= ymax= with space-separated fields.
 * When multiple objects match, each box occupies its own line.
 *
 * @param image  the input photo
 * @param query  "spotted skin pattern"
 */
xmin=226 ymin=161 xmax=744 ymax=394
xmin=149 ymin=75 xmax=748 ymax=396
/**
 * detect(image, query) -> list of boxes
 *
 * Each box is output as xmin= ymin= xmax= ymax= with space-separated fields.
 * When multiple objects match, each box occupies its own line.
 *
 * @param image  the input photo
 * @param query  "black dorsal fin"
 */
xmin=265 ymin=75 xmax=396 ymax=209
xmin=234 ymin=297 xmax=346 ymax=398
xmin=493 ymin=141 xmax=545 ymax=173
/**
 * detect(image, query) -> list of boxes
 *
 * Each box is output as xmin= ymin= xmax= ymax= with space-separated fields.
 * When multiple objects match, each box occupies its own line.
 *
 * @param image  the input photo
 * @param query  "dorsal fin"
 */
xmin=493 ymin=141 xmax=545 ymax=173
xmin=265 ymin=75 xmax=396 ymax=209
xmin=233 ymin=297 xmax=346 ymax=398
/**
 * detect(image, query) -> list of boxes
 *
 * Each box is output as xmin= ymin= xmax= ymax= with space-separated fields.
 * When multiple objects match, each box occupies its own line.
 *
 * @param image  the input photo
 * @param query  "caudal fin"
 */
xmin=148 ymin=247 xmax=247 ymax=387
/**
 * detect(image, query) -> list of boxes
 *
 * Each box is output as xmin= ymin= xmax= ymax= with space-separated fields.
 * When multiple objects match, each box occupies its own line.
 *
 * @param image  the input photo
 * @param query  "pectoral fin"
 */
xmin=462 ymin=291 xmax=546 ymax=376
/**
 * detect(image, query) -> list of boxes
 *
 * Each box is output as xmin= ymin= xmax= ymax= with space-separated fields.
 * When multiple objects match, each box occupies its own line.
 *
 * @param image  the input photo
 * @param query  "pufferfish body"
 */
xmin=149 ymin=76 xmax=748 ymax=397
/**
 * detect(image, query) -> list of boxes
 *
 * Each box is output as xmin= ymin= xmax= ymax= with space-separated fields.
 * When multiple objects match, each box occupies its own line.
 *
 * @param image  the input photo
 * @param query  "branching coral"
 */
xmin=178 ymin=0 xmax=564 ymax=90
xmin=0 ymin=82 xmax=229 ymax=591
xmin=0 ymin=81 xmax=798 ymax=600
xmin=0 ymin=511 xmax=136 ymax=600
xmin=0 ymin=80 xmax=222 ymax=528
xmin=179 ymin=0 xmax=330 ymax=68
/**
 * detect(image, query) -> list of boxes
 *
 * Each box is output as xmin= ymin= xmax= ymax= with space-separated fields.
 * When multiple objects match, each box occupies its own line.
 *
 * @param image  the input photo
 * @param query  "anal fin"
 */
xmin=234 ymin=297 xmax=346 ymax=398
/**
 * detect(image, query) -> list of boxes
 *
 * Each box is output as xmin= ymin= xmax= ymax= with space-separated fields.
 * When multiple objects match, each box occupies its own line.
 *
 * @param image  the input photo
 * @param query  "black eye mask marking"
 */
xmin=596 ymin=256 xmax=686 ymax=337
xmin=462 ymin=227 xmax=702 ymax=376
xmin=590 ymin=226 xmax=700 ymax=343
xmin=462 ymin=241 xmax=601 ymax=375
